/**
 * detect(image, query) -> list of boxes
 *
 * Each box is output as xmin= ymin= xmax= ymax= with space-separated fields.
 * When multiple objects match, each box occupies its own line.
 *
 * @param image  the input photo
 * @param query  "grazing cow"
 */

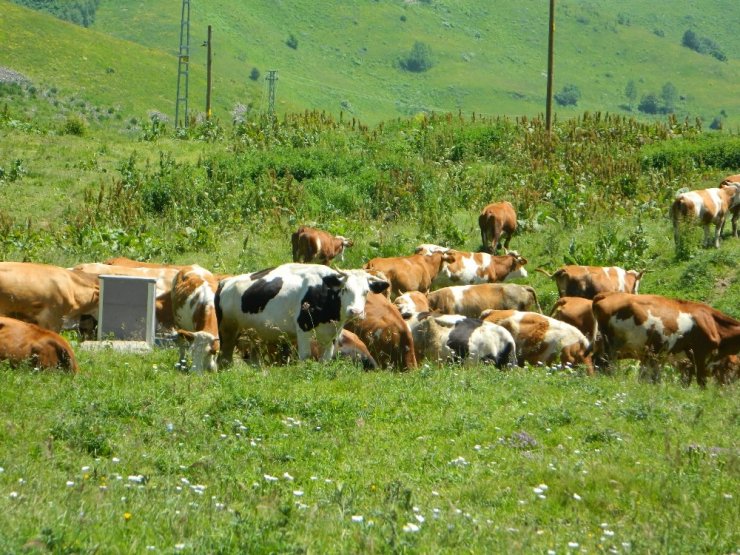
xmin=479 ymin=201 xmax=517 ymax=253
xmin=537 ymin=265 xmax=645 ymax=299
xmin=364 ymin=251 xmax=454 ymax=298
xmin=0 ymin=262 xmax=99 ymax=332
xmin=432 ymin=250 xmax=529 ymax=288
xmin=344 ymin=292 xmax=417 ymax=370
xmin=171 ymin=265 xmax=221 ymax=372
xmin=549 ymin=297 xmax=597 ymax=342
xmin=215 ymin=263 xmax=389 ymax=366
xmin=671 ymin=184 xmax=740 ymax=248
xmin=719 ymin=175 xmax=740 ymax=238
xmin=320 ymin=329 xmax=378 ymax=370
xmin=0 ymin=317 xmax=78 ymax=372
xmin=428 ymin=283 xmax=541 ymax=318
xmin=291 ymin=226 xmax=353 ymax=264
xmin=592 ymin=293 xmax=740 ymax=386
xmin=481 ymin=309 xmax=593 ymax=373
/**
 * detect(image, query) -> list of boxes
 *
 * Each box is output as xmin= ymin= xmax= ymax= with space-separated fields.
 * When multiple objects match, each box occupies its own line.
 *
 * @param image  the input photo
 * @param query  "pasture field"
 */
xmin=0 ymin=79 xmax=739 ymax=552
xmin=0 ymin=354 xmax=738 ymax=553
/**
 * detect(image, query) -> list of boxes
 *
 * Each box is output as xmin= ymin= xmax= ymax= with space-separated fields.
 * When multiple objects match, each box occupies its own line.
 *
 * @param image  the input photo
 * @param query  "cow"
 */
xmin=0 ymin=316 xmax=78 ymax=372
xmin=481 ymin=309 xmax=593 ymax=373
xmin=592 ymin=292 xmax=740 ymax=386
xmin=537 ymin=265 xmax=645 ymax=299
xmin=549 ymin=297 xmax=597 ymax=343
xmin=318 ymin=329 xmax=378 ymax=370
xmin=363 ymin=251 xmax=454 ymax=298
xmin=291 ymin=226 xmax=353 ymax=264
xmin=0 ymin=262 xmax=99 ymax=332
xmin=394 ymin=291 xmax=431 ymax=318
xmin=170 ymin=265 xmax=221 ymax=372
xmin=215 ymin=264 xmax=389 ymax=367
xmin=719 ymin=175 xmax=740 ymax=238
xmin=671 ymin=183 xmax=740 ymax=249
xmin=399 ymin=309 xmax=516 ymax=367
xmin=431 ymin=249 xmax=529 ymax=288
xmin=427 ymin=283 xmax=541 ymax=318
xmin=479 ymin=201 xmax=517 ymax=253
xmin=344 ymin=292 xmax=417 ymax=370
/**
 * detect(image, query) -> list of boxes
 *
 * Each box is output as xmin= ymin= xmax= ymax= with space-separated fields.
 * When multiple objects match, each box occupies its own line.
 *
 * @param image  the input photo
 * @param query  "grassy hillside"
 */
xmin=2 ymin=0 xmax=739 ymax=126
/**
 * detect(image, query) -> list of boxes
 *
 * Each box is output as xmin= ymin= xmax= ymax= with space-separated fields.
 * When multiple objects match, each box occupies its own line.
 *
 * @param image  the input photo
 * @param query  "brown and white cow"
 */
xmin=481 ymin=309 xmax=593 ymax=373
xmin=363 ymin=251 xmax=454 ymax=298
xmin=719 ymin=175 xmax=740 ymax=238
xmin=592 ymin=292 xmax=740 ymax=386
xmin=671 ymin=184 xmax=740 ymax=248
xmin=344 ymin=292 xmax=417 ymax=370
xmin=479 ymin=201 xmax=517 ymax=253
xmin=0 ymin=262 xmax=99 ymax=332
xmin=0 ymin=316 xmax=79 ymax=372
xmin=170 ymin=265 xmax=222 ymax=372
xmin=549 ymin=297 xmax=597 ymax=343
xmin=427 ymin=283 xmax=541 ymax=318
xmin=537 ymin=265 xmax=645 ymax=299
xmin=414 ymin=245 xmax=529 ymax=288
xmin=291 ymin=226 xmax=353 ymax=265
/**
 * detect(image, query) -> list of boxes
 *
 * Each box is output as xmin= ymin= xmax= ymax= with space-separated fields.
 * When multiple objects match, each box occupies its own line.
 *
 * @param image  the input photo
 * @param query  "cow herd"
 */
xmin=0 ymin=176 xmax=739 ymax=387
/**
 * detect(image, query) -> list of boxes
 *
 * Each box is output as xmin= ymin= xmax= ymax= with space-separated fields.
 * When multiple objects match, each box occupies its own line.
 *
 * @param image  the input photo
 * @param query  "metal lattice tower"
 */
xmin=266 ymin=70 xmax=278 ymax=121
xmin=175 ymin=0 xmax=191 ymax=129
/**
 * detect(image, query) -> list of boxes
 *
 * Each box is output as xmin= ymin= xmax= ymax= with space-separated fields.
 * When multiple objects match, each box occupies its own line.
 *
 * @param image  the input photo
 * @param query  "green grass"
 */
xmin=1 ymin=355 xmax=738 ymax=553
xmin=2 ymin=0 xmax=739 ymax=126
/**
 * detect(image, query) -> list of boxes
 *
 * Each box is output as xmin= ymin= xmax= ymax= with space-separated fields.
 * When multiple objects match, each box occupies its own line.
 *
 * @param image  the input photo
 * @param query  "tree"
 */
xmin=660 ymin=82 xmax=677 ymax=113
xmin=682 ymin=30 xmax=700 ymax=51
xmin=624 ymin=80 xmax=637 ymax=110
xmin=399 ymin=41 xmax=433 ymax=73
xmin=638 ymin=93 xmax=660 ymax=115
xmin=554 ymin=84 xmax=581 ymax=107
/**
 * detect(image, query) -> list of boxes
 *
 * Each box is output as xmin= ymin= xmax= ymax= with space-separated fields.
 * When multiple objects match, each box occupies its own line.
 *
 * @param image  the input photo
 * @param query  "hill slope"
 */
xmin=2 ymin=0 xmax=740 ymax=126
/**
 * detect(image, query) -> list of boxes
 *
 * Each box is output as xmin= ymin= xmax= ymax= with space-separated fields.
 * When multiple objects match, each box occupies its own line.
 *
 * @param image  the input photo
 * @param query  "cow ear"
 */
xmin=369 ymin=279 xmax=390 ymax=294
xmin=322 ymin=274 xmax=345 ymax=289
xmin=177 ymin=329 xmax=195 ymax=343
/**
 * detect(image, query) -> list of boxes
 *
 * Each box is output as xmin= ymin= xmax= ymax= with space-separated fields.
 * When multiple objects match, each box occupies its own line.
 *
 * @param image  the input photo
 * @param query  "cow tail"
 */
xmin=528 ymin=286 xmax=543 ymax=313
xmin=214 ymin=281 xmax=224 ymax=339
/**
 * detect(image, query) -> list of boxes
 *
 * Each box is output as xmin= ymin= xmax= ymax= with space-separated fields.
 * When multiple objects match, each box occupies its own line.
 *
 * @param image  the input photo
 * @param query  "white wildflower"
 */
xmin=573 ymin=493 xmax=582 ymax=501
xmin=264 ymin=474 xmax=278 ymax=482
xmin=351 ymin=515 xmax=364 ymax=523
xmin=402 ymin=523 xmax=420 ymax=533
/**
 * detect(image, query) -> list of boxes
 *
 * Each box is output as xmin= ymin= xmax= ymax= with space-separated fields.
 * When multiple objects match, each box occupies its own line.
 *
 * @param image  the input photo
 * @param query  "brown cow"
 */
xmin=719 ymin=175 xmax=740 ymax=238
xmin=537 ymin=265 xmax=644 ymax=299
xmin=592 ymin=292 xmax=740 ymax=386
xmin=0 ymin=262 xmax=99 ymax=332
xmin=344 ymin=292 xmax=417 ymax=370
xmin=291 ymin=226 xmax=353 ymax=264
xmin=479 ymin=201 xmax=517 ymax=253
xmin=415 ymin=246 xmax=529 ymax=288
xmin=428 ymin=283 xmax=541 ymax=318
xmin=549 ymin=297 xmax=597 ymax=343
xmin=0 ymin=316 xmax=78 ymax=372
xmin=364 ymin=251 xmax=454 ymax=298
xmin=671 ymin=184 xmax=740 ymax=248
xmin=481 ymin=309 xmax=593 ymax=373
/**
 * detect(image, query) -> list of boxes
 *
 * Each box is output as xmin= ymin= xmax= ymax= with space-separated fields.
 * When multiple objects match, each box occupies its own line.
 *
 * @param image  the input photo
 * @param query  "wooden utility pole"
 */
xmin=205 ymin=25 xmax=213 ymax=121
xmin=545 ymin=0 xmax=555 ymax=133
xmin=175 ymin=0 xmax=191 ymax=128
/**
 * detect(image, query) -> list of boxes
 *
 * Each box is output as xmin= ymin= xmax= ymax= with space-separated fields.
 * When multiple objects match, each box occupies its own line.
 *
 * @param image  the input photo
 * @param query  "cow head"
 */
xmin=502 ymin=250 xmax=529 ymax=281
xmin=721 ymin=182 xmax=740 ymax=208
xmin=394 ymin=291 xmax=430 ymax=319
xmin=177 ymin=329 xmax=219 ymax=372
xmin=331 ymin=270 xmax=390 ymax=321
xmin=415 ymin=244 xmax=451 ymax=256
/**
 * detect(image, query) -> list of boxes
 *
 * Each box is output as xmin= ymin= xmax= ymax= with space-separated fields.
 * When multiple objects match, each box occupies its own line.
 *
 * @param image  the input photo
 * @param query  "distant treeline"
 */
xmin=11 ymin=0 xmax=100 ymax=27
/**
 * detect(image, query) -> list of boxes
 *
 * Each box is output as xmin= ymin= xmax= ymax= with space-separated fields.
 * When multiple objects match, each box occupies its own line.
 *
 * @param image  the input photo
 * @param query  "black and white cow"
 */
xmin=215 ymin=264 xmax=389 ymax=366
xmin=394 ymin=293 xmax=517 ymax=367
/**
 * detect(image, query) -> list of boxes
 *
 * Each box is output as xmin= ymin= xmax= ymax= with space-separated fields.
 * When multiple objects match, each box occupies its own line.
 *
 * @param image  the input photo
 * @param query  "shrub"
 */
xmin=681 ymin=29 xmax=727 ymax=61
xmin=249 ymin=67 xmax=261 ymax=81
xmin=399 ymin=41 xmax=433 ymax=73
xmin=61 ymin=114 xmax=87 ymax=136
xmin=638 ymin=93 xmax=660 ymax=115
xmin=286 ymin=34 xmax=298 ymax=50
xmin=554 ymin=84 xmax=581 ymax=107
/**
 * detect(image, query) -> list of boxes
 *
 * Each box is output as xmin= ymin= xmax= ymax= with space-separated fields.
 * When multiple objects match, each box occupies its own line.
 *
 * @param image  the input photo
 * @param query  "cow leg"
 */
xmin=217 ymin=325 xmax=239 ymax=368
xmin=731 ymin=209 xmax=739 ymax=238
xmin=702 ymin=224 xmax=712 ymax=248
xmin=503 ymin=231 xmax=512 ymax=250
xmin=714 ymin=215 xmax=726 ymax=248
xmin=296 ymin=331 xmax=314 ymax=360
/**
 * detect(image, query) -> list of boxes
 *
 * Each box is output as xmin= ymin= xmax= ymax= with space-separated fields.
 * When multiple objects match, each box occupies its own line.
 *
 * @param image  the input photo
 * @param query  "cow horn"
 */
xmin=535 ymin=267 xmax=554 ymax=278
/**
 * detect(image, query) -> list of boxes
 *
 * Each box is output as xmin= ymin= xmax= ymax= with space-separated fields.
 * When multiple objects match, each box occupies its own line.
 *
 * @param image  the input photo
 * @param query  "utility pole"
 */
xmin=175 ymin=0 xmax=191 ymax=129
xmin=266 ymin=70 xmax=278 ymax=121
xmin=545 ymin=0 xmax=555 ymax=133
xmin=205 ymin=25 xmax=213 ymax=121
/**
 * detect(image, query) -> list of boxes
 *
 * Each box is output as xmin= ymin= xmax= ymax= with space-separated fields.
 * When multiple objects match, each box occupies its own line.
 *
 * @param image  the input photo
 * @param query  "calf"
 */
xmin=549 ymin=297 xmax=597 ymax=343
xmin=0 ymin=316 xmax=78 ymax=372
xmin=0 ymin=262 xmax=99 ymax=332
xmin=537 ymin=265 xmax=644 ymax=299
xmin=171 ymin=265 xmax=221 ymax=372
xmin=344 ymin=292 xmax=417 ymax=370
xmin=417 ymin=247 xmax=529 ymax=288
xmin=215 ymin=264 xmax=389 ymax=366
xmin=481 ymin=309 xmax=592 ymax=373
xmin=364 ymin=251 xmax=454 ymax=298
xmin=671 ymin=184 xmax=740 ymax=248
xmin=479 ymin=201 xmax=517 ymax=253
xmin=592 ymin=292 xmax=740 ymax=386
xmin=428 ymin=283 xmax=541 ymax=318
xmin=291 ymin=226 xmax=353 ymax=264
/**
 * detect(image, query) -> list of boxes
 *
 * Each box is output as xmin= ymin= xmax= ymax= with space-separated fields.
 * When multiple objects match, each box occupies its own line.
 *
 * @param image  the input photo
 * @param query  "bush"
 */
xmin=638 ymin=93 xmax=660 ymax=115
xmin=681 ymin=29 xmax=727 ymax=61
xmin=61 ymin=114 xmax=87 ymax=136
xmin=249 ymin=67 xmax=261 ymax=81
xmin=286 ymin=34 xmax=298 ymax=50
xmin=554 ymin=84 xmax=581 ymax=107
xmin=399 ymin=41 xmax=433 ymax=73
